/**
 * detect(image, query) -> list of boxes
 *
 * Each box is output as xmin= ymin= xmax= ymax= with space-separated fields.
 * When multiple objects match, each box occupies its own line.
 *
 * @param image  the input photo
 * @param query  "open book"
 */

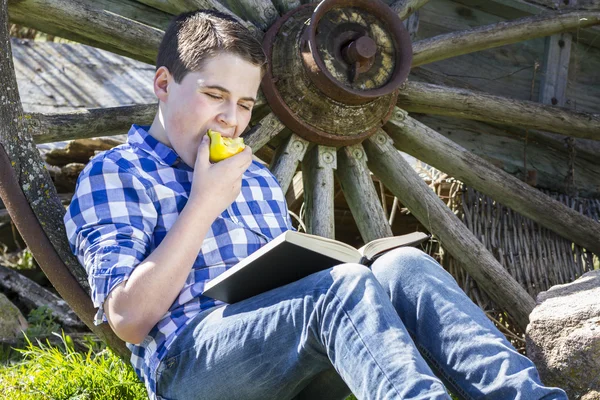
xmin=203 ymin=230 xmax=430 ymax=304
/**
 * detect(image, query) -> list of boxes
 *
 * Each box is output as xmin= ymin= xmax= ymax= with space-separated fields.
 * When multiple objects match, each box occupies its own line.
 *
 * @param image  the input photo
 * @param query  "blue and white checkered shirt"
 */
xmin=64 ymin=125 xmax=293 ymax=399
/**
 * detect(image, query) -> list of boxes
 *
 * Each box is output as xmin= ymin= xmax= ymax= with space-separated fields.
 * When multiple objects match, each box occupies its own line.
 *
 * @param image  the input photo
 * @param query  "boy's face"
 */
xmin=152 ymin=52 xmax=262 ymax=167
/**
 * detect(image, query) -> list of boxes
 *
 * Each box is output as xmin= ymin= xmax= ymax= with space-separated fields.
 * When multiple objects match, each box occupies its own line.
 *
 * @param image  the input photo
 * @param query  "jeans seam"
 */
xmin=328 ymin=291 xmax=406 ymax=399
xmin=414 ymin=341 xmax=474 ymax=400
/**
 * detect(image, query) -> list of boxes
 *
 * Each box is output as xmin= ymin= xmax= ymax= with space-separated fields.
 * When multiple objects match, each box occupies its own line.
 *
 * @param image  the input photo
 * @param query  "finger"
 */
xmin=196 ymin=134 xmax=211 ymax=168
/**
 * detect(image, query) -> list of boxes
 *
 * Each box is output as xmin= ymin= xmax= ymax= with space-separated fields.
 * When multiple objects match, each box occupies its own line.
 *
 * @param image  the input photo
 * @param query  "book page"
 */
xmin=286 ymin=231 xmax=360 ymax=264
xmin=358 ymin=232 xmax=430 ymax=260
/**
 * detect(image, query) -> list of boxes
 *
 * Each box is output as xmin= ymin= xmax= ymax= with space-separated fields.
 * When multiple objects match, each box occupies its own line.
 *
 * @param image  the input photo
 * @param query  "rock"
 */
xmin=526 ymin=270 xmax=600 ymax=399
xmin=581 ymin=391 xmax=600 ymax=400
xmin=0 ymin=292 xmax=28 ymax=340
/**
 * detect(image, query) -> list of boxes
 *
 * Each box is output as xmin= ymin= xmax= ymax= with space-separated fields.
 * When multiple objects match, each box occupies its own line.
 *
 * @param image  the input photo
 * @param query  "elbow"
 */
xmin=104 ymin=295 xmax=154 ymax=345
xmin=108 ymin=313 xmax=152 ymax=345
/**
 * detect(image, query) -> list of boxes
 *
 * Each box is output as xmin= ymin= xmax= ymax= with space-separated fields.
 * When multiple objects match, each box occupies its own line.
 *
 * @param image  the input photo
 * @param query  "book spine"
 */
xmin=358 ymin=255 xmax=370 ymax=266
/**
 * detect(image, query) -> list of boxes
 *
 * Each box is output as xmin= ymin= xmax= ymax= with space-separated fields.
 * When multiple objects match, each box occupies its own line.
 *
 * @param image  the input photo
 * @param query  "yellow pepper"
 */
xmin=207 ymin=129 xmax=246 ymax=163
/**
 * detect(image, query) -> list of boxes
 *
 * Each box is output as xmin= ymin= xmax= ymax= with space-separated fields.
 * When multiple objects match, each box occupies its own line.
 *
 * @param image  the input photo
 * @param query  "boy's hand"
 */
xmin=189 ymin=134 xmax=253 ymax=219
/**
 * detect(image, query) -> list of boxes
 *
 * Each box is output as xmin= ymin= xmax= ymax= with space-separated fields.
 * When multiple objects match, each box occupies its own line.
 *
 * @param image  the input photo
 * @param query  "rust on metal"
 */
xmin=303 ymin=0 xmax=413 ymax=105
xmin=0 ymin=144 xmax=128 ymax=357
xmin=261 ymin=1 xmax=409 ymax=147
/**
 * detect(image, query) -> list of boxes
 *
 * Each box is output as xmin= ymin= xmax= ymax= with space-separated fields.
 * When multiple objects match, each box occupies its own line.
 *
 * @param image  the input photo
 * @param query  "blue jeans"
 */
xmin=155 ymin=247 xmax=567 ymax=400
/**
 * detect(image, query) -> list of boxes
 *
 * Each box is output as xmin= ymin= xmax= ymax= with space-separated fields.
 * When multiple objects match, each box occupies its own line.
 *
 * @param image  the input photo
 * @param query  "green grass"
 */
xmin=0 ymin=332 xmax=147 ymax=400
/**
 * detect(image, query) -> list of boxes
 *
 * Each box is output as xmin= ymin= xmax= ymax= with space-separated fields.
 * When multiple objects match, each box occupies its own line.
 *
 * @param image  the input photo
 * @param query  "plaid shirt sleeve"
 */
xmin=64 ymin=155 xmax=157 ymax=325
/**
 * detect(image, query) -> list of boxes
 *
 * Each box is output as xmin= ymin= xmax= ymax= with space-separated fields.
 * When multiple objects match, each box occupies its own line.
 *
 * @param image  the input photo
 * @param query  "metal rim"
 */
xmin=303 ymin=0 xmax=413 ymax=105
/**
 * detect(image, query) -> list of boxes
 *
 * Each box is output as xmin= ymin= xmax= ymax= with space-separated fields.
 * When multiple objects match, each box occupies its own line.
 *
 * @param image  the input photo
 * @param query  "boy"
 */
xmin=65 ymin=9 xmax=567 ymax=400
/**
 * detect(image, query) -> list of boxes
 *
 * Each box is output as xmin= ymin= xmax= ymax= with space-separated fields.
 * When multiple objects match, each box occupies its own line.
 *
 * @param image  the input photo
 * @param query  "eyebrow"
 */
xmin=201 ymin=85 xmax=256 ymax=103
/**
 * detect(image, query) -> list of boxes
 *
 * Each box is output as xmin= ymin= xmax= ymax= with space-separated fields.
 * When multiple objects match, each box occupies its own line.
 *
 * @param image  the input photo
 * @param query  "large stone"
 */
xmin=526 ymin=270 xmax=600 ymax=399
xmin=0 ymin=292 xmax=28 ymax=340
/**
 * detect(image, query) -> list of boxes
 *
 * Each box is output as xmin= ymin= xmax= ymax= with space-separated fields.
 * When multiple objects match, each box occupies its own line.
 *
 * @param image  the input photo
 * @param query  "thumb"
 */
xmin=196 ymin=134 xmax=211 ymax=167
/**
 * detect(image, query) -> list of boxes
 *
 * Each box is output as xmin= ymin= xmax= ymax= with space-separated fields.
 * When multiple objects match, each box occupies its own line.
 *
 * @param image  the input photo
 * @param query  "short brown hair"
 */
xmin=156 ymin=10 xmax=267 ymax=83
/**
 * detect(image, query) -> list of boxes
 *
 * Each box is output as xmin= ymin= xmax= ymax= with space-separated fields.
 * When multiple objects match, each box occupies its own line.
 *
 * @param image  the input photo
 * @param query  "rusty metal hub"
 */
xmin=261 ymin=0 xmax=412 ymax=147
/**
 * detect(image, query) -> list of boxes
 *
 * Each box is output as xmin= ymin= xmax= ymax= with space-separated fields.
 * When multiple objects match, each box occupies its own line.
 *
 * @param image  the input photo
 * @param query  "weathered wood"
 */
xmin=412 ymin=9 xmax=600 ymax=67
xmin=1 ymin=3 xmax=82 ymax=288
xmin=414 ymin=1 xmax=600 ymax=117
xmin=412 ymin=114 xmax=600 ymax=198
xmin=539 ymin=33 xmax=573 ymax=107
xmin=336 ymin=144 xmax=393 ymax=243
xmin=1 ymin=0 xmax=128 ymax=358
xmin=451 ymin=0 xmax=600 ymax=50
xmin=215 ymin=0 xmax=278 ymax=30
xmin=302 ymin=145 xmax=337 ymax=239
xmin=385 ymin=108 xmax=600 ymax=255
xmin=397 ymin=81 xmax=600 ymax=141
xmin=0 ymin=264 xmax=85 ymax=330
xmin=391 ymin=0 xmax=431 ymax=20
xmin=23 ymin=104 xmax=156 ymax=144
xmin=8 ymin=0 xmax=166 ymax=64
xmin=403 ymin=9 xmax=420 ymax=40
xmin=243 ymin=112 xmax=285 ymax=151
xmin=162 ymin=0 xmax=263 ymax=37
xmin=271 ymin=0 xmax=300 ymax=14
xmin=538 ymin=0 xmax=578 ymax=107
xmin=270 ymin=133 xmax=309 ymax=194
xmin=364 ymin=130 xmax=535 ymax=330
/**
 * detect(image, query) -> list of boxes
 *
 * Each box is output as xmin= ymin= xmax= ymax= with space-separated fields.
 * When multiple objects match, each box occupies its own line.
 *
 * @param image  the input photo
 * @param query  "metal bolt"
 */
xmin=376 ymin=134 xmax=387 ymax=145
xmin=322 ymin=152 xmax=334 ymax=164
xmin=352 ymin=148 xmax=363 ymax=159
xmin=343 ymin=36 xmax=377 ymax=64
xmin=292 ymin=140 xmax=304 ymax=152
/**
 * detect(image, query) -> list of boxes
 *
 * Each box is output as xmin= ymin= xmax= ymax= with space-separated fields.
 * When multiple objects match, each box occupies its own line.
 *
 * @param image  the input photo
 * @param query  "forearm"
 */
xmin=105 ymin=198 xmax=217 ymax=343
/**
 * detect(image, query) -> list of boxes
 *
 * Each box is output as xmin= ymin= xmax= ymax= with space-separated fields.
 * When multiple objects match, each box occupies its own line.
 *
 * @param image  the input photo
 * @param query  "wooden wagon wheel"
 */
xmin=1 ymin=0 xmax=600 ymax=358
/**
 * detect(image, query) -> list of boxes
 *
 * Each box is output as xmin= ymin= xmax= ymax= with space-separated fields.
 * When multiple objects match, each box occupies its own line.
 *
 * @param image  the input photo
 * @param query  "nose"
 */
xmin=217 ymin=101 xmax=237 ymax=130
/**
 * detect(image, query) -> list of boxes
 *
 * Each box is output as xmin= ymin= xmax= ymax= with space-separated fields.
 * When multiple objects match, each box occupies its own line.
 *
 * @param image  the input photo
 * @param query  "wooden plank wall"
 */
xmin=411 ymin=0 xmax=600 ymax=197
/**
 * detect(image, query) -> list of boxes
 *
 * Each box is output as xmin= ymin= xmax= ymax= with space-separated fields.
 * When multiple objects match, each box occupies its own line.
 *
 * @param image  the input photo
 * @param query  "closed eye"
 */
xmin=206 ymin=93 xmax=222 ymax=100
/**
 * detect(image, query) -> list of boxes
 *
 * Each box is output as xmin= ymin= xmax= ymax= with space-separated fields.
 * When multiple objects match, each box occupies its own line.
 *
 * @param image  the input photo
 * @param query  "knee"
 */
xmin=371 ymin=246 xmax=432 ymax=276
xmin=371 ymin=247 xmax=449 ymax=290
xmin=326 ymin=263 xmax=377 ymax=296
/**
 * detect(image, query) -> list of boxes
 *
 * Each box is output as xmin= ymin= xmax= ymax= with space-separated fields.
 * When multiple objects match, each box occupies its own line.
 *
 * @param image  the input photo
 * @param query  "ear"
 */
xmin=154 ymin=66 xmax=171 ymax=103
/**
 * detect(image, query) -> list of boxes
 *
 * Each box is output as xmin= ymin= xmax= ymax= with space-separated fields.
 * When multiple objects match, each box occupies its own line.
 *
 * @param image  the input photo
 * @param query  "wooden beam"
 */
xmin=8 ymin=0 xmax=166 ymax=64
xmin=336 ymin=144 xmax=393 ymax=243
xmin=270 ymin=133 xmax=309 ymax=194
xmin=397 ymin=81 xmax=600 ymax=141
xmin=215 ymin=0 xmax=278 ymax=31
xmin=302 ymin=145 xmax=337 ymax=239
xmin=23 ymin=104 xmax=156 ymax=144
xmin=242 ymin=112 xmax=285 ymax=152
xmin=385 ymin=108 xmax=600 ymax=255
xmin=391 ymin=0 xmax=431 ymax=21
xmin=363 ymin=130 xmax=535 ymax=330
xmin=412 ymin=9 xmax=600 ymax=67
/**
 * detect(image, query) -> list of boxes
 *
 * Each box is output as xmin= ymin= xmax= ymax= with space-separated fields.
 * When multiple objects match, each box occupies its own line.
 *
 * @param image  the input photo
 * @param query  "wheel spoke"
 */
xmin=412 ymin=10 xmax=600 ymax=67
xmin=25 ymin=104 xmax=156 ymax=144
xmin=385 ymin=107 xmax=600 ymax=255
xmin=8 ymin=0 xmax=166 ymax=64
xmin=363 ymin=130 xmax=535 ymax=330
xmin=270 ymin=133 xmax=309 ymax=194
xmin=390 ymin=0 xmax=431 ymax=21
xmin=215 ymin=0 xmax=278 ymax=30
xmin=242 ymin=112 xmax=286 ymax=152
xmin=336 ymin=144 xmax=393 ymax=243
xmin=397 ymin=81 xmax=600 ymax=141
xmin=302 ymin=145 xmax=337 ymax=239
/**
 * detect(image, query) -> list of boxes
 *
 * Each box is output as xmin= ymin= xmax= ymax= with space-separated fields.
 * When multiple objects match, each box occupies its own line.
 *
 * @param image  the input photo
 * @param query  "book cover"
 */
xmin=203 ymin=231 xmax=429 ymax=304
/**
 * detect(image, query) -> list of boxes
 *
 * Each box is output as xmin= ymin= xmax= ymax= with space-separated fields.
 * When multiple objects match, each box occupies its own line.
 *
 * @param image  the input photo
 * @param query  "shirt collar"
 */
xmin=127 ymin=124 xmax=180 ymax=167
